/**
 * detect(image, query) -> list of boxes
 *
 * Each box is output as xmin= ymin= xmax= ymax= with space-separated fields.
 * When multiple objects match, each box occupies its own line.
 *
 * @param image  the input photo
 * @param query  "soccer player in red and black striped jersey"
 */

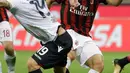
xmin=47 ymin=0 xmax=123 ymax=73
xmin=0 ymin=8 xmax=16 ymax=73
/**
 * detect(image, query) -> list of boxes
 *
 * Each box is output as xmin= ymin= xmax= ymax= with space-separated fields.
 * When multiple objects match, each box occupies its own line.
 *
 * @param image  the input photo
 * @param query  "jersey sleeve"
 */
xmin=100 ymin=0 xmax=108 ymax=5
xmin=55 ymin=0 xmax=64 ymax=4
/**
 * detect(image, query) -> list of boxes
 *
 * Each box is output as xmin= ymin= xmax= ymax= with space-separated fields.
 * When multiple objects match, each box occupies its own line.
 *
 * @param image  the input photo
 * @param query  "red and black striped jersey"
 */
xmin=0 ymin=8 xmax=9 ymax=22
xmin=56 ymin=0 xmax=107 ymax=36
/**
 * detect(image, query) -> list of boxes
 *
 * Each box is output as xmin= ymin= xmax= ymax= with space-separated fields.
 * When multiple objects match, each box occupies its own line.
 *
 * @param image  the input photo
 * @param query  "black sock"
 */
xmin=118 ymin=57 xmax=130 ymax=67
xmin=29 ymin=69 xmax=42 ymax=73
xmin=66 ymin=68 xmax=70 ymax=73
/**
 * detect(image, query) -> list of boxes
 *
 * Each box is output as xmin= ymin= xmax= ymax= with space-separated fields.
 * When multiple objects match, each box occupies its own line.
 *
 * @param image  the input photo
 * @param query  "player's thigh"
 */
xmin=79 ymin=41 xmax=103 ymax=68
xmin=27 ymin=57 xmax=41 ymax=72
xmin=2 ymin=41 xmax=13 ymax=47
xmin=2 ymin=41 xmax=14 ymax=53
xmin=85 ymin=54 xmax=104 ymax=67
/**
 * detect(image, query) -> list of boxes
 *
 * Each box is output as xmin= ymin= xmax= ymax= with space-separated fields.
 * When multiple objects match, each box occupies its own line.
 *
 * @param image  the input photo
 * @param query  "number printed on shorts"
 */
xmin=37 ymin=46 xmax=48 ymax=55
xmin=3 ymin=29 xmax=10 ymax=37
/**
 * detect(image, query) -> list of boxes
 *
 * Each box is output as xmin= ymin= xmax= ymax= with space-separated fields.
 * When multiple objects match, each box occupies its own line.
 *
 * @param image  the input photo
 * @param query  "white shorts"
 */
xmin=67 ymin=29 xmax=102 ymax=68
xmin=0 ymin=21 xmax=13 ymax=42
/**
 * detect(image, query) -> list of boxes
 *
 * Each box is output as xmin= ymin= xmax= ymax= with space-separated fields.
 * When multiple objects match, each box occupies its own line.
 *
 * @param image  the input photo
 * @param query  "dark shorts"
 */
xmin=32 ymin=42 xmax=67 ymax=69
xmin=32 ymin=31 xmax=72 ymax=69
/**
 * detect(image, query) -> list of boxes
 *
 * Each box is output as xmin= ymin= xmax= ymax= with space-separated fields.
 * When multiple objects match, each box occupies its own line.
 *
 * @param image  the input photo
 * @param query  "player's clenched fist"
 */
xmin=69 ymin=0 xmax=80 ymax=8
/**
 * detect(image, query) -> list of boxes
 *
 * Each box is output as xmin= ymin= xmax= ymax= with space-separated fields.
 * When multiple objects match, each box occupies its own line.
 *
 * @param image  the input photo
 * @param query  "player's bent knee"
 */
xmin=27 ymin=57 xmax=41 ymax=72
xmin=3 ymin=41 xmax=14 ymax=56
xmin=94 ymin=60 xmax=104 ymax=71
xmin=92 ymin=54 xmax=104 ymax=72
xmin=3 ymin=41 xmax=13 ymax=50
xmin=87 ymin=54 xmax=104 ymax=72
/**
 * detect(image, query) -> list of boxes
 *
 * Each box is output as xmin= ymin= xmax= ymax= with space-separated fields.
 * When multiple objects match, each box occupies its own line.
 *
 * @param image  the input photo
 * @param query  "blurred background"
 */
xmin=0 ymin=0 xmax=130 ymax=73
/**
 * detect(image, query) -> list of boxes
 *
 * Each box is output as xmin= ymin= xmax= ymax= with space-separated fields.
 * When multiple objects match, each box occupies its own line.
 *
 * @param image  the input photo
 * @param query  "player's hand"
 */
xmin=69 ymin=0 xmax=80 ymax=8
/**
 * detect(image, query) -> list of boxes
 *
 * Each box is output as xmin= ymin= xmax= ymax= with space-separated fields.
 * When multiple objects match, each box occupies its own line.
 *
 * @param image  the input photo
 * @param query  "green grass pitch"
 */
xmin=0 ymin=51 xmax=130 ymax=73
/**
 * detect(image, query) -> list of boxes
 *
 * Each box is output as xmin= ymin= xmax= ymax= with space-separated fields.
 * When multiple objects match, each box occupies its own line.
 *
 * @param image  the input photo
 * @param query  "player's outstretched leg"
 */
xmin=3 ymin=41 xmax=16 ymax=73
xmin=113 ymin=55 xmax=130 ymax=73
xmin=0 ymin=21 xmax=16 ymax=73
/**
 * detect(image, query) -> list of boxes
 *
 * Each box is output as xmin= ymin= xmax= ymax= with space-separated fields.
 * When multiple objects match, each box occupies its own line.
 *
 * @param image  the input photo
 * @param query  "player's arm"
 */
xmin=106 ymin=0 xmax=123 ymax=6
xmin=0 ymin=0 xmax=11 ymax=9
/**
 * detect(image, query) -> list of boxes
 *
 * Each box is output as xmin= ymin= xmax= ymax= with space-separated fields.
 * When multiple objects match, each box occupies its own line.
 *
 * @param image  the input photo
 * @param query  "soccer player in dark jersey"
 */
xmin=0 ymin=8 xmax=16 ymax=73
xmin=47 ymin=0 xmax=123 ymax=73
xmin=113 ymin=55 xmax=130 ymax=73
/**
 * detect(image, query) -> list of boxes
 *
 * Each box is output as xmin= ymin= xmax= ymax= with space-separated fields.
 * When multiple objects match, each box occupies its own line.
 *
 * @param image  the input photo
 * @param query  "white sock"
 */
xmin=0 ymin=62 xmax=2 ymax=73
xmin=88 ymin=69 xmax=99 ymax=73
xmin=66 ymin=57 xmax=72 ymax=69
xmin=4 ymin=52 xmax=16 ymax=73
